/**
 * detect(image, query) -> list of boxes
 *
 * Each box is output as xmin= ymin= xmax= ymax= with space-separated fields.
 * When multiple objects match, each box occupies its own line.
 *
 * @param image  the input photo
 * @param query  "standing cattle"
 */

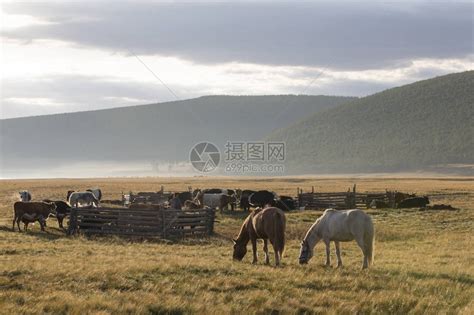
xmin=176 ymin=191 xmax=193 ymax=205
xmin=249 ymin=190 xmax=276 ymax=207
xmin=20 ymin=213 xmax=47 ymax=232
xmin=239 ymin=190 xmax=256 ymax=211
xmin=202 ymin=194 xmax=235 ymax=211
xmin=68 ymin=191 xmax=100 ymax=208
xmin=86 ymin=188 xmax=102 ymax=201
xmin=12 ymin=201 xmax=56 ymax=232
xmin=43 ymin=199 xmax=72 ymax=228
xmin=397 ymin=196 xmax=430 ymax=208
xmin=279 ymin=196 xmax=296 ymax=211
xmin=19 ymin=191 xmax=31 ymax=202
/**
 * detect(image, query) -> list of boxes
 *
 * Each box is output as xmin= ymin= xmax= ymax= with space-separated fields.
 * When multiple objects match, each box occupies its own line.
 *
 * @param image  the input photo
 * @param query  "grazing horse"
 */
xmin=68 ymin=191 xmax=100 ymax=208
xmin=299 ymin=209 xmax=374 ymax=269
xmin=232 ymin=207 xmax=286 ymax=266
xmin=19 ymin=191 xmax=31 ymax=202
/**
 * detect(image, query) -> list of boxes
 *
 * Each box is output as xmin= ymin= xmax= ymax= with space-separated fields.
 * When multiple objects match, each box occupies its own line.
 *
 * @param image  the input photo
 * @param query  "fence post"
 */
xmin=67 ymin=207 xmax=78 ymax=236
xmin=209 ymin=208 xmax=215 ymax=235
xmin=353 ymin=184 xmax=357 ymax=208
xmin=161 ymin=209 xmax=166 ymax=238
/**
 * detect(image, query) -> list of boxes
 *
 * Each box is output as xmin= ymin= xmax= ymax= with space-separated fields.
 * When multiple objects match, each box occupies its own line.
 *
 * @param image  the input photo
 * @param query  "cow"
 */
xmin=239 ymin=190 xmax=256 ymax=211
xmin=394 ymin=192 xmax=416 ymax=205
xmin=86 ymin=188 xmax=102 ymax=201
xmin=202 ymin=193 xmax=236 ymax=211
xmin=183 ymin=191 xmax=203 ymax=210
xmin=68 ymin=191 xmax=100 ymax=208
xmin=249 ymin=190 xmax=277 ymax=207
xmin=12 ymin=201 xmax=56 ymax=232
xmin=279 ymin=196 xmax=296 ymax=211
xmin=43 ymin=200 xmax=72 ymax=228
xmin=176 ymin=191 xmax=193 ymax=204
xmin=397 ymin=196 xmax=430 ymax=208
xmin=20 ymin=213 xmax=47 ymax=232
xmin=19 ymin=191 xmax=31 ymax=202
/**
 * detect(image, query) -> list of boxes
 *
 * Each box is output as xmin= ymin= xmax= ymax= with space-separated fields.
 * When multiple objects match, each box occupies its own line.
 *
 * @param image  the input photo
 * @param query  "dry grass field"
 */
xmin=0 ymin=176 xmax=473 ymax=314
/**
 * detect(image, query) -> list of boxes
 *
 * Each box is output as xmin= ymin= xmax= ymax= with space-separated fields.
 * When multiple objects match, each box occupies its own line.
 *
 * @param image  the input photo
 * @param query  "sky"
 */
xmin=0 ymin=0 xmax=472 ymax=119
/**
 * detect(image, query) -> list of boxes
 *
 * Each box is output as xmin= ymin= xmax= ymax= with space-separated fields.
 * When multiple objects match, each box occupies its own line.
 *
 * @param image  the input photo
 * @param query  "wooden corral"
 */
xmin=67 ymin=207 xmax=215 ymax=238
xmin=126 ymin=191 xmax=172 ymax=205
xmin=297 ymin=186 xmax=396 ymax=209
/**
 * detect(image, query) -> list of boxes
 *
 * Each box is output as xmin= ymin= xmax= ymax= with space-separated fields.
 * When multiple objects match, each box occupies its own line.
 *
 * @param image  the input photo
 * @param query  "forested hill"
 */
xmin=268 ymin=71 xmax=474 ymax=174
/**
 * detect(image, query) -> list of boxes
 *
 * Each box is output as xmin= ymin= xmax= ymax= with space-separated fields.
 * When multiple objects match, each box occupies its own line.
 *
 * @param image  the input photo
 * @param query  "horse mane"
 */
xmin=234 ymin=213 xmax=253 ymax=243
xmin=303 ymin=216 xmax=322 ymax=244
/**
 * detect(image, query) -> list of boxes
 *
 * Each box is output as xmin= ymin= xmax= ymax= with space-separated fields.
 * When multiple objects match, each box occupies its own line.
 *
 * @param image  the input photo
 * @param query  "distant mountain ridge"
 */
xmin=268 ymin=71 xmax=474 ymax=174
xmin=0 ymin=95 xmax=354 ymax=177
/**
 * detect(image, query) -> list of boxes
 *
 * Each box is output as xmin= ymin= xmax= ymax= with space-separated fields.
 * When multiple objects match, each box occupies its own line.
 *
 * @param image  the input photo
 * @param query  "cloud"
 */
xmin=2 ymin=1 xmax=472 ymax=70
xmin=2 ymin=52 xmax=470 ymax=119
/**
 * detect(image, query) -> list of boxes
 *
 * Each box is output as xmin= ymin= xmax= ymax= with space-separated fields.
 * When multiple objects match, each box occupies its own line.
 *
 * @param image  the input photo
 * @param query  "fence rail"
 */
xmin=67 ymin=207 xmax=215 ymax=238
xmin=297 ymin=186 xmax=397 ymax=209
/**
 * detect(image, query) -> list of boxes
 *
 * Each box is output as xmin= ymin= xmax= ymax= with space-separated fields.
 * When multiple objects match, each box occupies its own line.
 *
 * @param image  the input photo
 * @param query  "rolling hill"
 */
xmin=0 ymin=95 xmax=354 ymax=178
xmin=268 ymin=71 xmax=474 ymax=174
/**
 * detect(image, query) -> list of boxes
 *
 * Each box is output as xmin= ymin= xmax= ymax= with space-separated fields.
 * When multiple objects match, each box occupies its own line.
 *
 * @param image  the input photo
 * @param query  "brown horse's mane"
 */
xmin=235 ymin=211 xmax=256 ymax=244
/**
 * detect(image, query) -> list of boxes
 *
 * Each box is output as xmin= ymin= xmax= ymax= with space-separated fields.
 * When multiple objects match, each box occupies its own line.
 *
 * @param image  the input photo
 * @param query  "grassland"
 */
xmin=0 ymin=177 xmax=473 ymax=314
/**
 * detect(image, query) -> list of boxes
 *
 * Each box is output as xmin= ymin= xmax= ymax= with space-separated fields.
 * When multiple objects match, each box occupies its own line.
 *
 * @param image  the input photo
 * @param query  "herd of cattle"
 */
xmin=12 ymin=187 xmax=431 ymax=233
xmin=12 ymin=188 xmax=296 ymax=232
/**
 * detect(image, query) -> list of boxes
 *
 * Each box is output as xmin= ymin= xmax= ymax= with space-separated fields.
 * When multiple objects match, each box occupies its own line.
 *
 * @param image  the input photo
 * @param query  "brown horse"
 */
xmin=232 ymin=207 xmax=286 ymax=266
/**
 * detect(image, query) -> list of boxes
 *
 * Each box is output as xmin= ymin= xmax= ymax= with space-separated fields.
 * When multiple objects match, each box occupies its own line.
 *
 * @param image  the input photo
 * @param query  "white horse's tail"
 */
xmin=365 ymin=219 xmax=375 ymax=266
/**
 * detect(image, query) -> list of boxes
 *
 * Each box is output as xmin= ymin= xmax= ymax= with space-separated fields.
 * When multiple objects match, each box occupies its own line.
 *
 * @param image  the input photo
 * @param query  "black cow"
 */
xmin=279 ymin=196 xmax=296 ymax=211
xmin=397 ymin=196 xmax=430 ymax=208
xmin=43 ymin=200 xmax=72 ymax=228
xmin=249 ymin=190 xmax=276 ymax=207
xmin=239 ymin=190 xmax=256 ymax=211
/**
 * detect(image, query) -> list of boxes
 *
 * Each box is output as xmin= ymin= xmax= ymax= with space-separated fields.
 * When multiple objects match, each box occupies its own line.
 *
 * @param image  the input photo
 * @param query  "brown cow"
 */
xmin=20 ymin=213 xmax=47 ymax=232
xmin=12 ymin=202 xmax=56 ymax=232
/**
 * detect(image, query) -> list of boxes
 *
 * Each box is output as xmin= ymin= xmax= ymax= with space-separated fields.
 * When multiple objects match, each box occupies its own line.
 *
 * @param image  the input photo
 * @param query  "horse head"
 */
xmin=299 ymin=239 xmax=313 ymax=264
xmin=232 ymin=238 xmax=247 ymax=261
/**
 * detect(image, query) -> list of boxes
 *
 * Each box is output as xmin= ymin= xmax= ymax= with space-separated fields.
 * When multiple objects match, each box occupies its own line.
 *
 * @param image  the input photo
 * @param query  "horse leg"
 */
xmin=271 ymin=242 xmax=281 ymax=266
xmin=263 ymin=239 xmax=270 ymax=265
xmin=335 ymin=241 xmax=343 ymax=268
xmin=324 ymin=239 xmax=331 ymax=266
xmin=355 ymin=237 xmax=369 ymax=269
xmin=251 ymin=237 xmax=258 ymax=264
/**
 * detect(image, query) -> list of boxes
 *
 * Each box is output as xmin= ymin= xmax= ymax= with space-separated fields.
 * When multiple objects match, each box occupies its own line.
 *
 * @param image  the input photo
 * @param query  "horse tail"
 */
xmin=365 ymin=217 xmax=375 ymax=266
xmin=274 ymin=211 xmax=286 ymax=257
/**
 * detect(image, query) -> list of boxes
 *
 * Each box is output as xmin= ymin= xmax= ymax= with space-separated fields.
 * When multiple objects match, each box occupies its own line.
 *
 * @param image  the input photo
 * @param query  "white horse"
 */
xmin=68 ymin=191 xmax=100 ymax=208
xmin=19 ymin=191 xmax=31 ymax=202
xmin=299 ymin=209 xmax=374 ymax=269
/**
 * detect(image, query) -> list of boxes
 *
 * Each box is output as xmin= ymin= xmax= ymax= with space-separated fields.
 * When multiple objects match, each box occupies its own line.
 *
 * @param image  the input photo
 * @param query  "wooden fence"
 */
xmin=67 ymin=207 xmax=215 ymax=238
xmin=297 ymin=186 xmax=396 ymax=209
